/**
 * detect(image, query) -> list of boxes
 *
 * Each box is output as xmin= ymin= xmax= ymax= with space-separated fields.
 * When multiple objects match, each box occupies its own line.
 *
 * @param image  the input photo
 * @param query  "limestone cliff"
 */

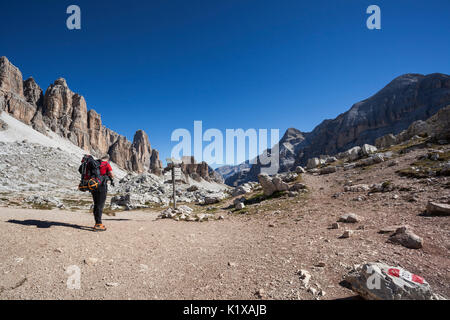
xmin=0 ymin=56 xmax=162 ymax=174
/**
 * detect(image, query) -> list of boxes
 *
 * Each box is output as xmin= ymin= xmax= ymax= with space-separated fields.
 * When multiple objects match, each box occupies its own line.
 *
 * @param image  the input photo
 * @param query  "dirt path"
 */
xmin=0 ymin=150 xmax=449 ymax=300
xmin=0 ymin=206 xmax=333 ymax=300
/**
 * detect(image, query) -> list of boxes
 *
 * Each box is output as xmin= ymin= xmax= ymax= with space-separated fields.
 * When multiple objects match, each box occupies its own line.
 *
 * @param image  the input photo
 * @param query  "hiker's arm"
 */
xmin=107 ymin=163 xmax=115 ymax=186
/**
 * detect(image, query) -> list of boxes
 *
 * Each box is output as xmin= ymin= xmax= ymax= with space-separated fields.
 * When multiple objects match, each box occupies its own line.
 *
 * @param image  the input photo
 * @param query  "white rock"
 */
xmin=361 ymin=144 xmax=378 ymax=156
xmin=235 ymin=202 xmax=245 ymax=210
xmin=106 ymin=282 xmax=119 ymax=287
xmin=344 ymin=262 xmax=443 ymax=300
xmin=426 ymin=202 xmax=450 ymax=216
xmin=298 ymin=269 xmax=311 ymax=287
xmin=306 ymin=158 xmax=321 ymax=169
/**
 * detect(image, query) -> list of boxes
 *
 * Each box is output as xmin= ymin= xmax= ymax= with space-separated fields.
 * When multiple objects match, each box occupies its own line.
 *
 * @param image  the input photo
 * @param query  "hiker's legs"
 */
xmin=91 ymin=191 xmax=101 ymax=224
xmin=93 ymin=185 xmax=107 ymax=225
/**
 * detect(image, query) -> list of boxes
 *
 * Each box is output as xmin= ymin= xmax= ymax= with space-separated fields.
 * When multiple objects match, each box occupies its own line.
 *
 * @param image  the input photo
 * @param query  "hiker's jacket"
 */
xmin=99 ymin=161 xmax=113 ymax=177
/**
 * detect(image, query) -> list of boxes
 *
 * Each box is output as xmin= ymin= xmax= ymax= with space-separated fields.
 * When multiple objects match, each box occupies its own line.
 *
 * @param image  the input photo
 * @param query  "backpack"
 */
xmin=78 ymin=155 xmax=102 ymax=192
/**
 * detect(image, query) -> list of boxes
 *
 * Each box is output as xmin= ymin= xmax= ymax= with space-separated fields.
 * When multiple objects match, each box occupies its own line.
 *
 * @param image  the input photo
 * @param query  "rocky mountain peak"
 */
xmin=0 ymin=57 xmax=164 ymax=175
xmin=53 ymin=77 xmax=68 ymax=88
xmin=280 ymin=127 xmax=306 ymax=147
xmin=23 ymin=77 xmax=43 ymax=107
xmin=0 ymin=56 xmax=23 ymax=95
xmin=283 ymin=127 xmax=303 ymax=138
xmin=132 ymin=129 xmax=152 ymax=172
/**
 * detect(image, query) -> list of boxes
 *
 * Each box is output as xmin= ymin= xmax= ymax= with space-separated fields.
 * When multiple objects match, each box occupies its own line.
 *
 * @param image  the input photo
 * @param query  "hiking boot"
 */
xmin=93 ymin=224 xmax=107 ymax=232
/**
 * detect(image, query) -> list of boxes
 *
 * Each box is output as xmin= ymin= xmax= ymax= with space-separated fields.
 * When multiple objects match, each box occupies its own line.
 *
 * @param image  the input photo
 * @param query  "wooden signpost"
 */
xmin=166 ymin=158 xmax=182 ymax=209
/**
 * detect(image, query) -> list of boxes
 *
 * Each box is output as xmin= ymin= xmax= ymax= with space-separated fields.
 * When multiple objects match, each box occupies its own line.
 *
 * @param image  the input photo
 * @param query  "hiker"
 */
xmin=78 ymin=154 xmax=115 ymax=231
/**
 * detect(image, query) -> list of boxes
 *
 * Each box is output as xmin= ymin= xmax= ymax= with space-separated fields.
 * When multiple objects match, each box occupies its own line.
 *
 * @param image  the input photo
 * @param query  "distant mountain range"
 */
xmin=220 ymin=73 xmax=450 ymax=186
xmin=2 ymin=56 xmax=448 ymax=187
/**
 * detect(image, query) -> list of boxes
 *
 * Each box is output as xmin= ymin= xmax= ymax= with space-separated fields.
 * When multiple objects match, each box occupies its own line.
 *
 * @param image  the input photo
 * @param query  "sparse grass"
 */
xmin=31 ymin=203 xmax=55 ymax=210
xmin=397 ymin=150 xmax=450 ymax=178
xmin=379 ymin=136 xmax=429 ymax=154
xmin=103 ymin=206 xmax=119 ymax=216
xmin=244 ymin=191 xmax=287 ymax=205
xmin=145 ymin=202 xmax=167 ymax=210
xmin=359 ymin=164 xmax=376 ymax=171
xmin=231 ymin=207 xmax=249 ymax=214
xmin=62 ymin=199 xmax=91 ymax=207
xmin=294 ymin=174 xmax=303 ymax=182
xmin=327 ymin=159 xmax=345 ymax=167
xmin=382 ymin=180 xmax=392 ymax=188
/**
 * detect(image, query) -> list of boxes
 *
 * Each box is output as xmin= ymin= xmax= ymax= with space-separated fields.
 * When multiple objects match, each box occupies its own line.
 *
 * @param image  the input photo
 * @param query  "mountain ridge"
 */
xmin=221 ymin=72 xmax=450 ymax=186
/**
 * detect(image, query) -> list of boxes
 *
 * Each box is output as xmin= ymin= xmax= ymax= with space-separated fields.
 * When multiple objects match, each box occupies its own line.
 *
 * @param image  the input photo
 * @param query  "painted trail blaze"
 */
xmin=388 ymin=268 xmax=425 ymax=284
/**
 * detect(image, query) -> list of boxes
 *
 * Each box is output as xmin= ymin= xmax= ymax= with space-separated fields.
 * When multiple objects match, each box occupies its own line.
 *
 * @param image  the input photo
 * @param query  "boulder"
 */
xmin=272 ymin=176 xmax=289 ymax=192
xmin=325 ymin=156 xmax=338 ymax=164
xmin=257 ymin=173 xmax=284 ymax=196
xmin=330 ymin=222 xmax=339 ymax=229
xmin=280 ymin=172 xmax=298 ymax=182
xmin=235 ymin=202 xmax=245 ymax=210
xmin=306 ymin=157 xmax=321 ymax=169
xmin=204 ymin=195 xmax=222 ymax=205
xmin=340 ymin=230 xmax=354 ymax=238
xmin=344 ymin=262 xmax=443 ymax=300
xmin=295 ymin=166 xmax=306 ymax=174
xmin=357 ymin=154 xmax=384 ymax=167
xmin=369 ymin=181 xmax=394 ymax=193
xmin=233 ymin=197 xmax=246 ymax=206
xmin=338 ymin=213 xmax=361 ymax=223
xmin=298 ymin=269 xmax=311 ymax=287
xmin=426 ymin=202 xmax=450 ymax=216
xmin=344 ymin=184 xmax=370 ymax=192
xmin=388 ymin=226 xmax=423 ymax=249
xmin=343 ymin=163 xmax=356 ymax=171
xmin=378 ymin=226 xmax=402 ymax=234
xmin=320 ymin=166 xmax=337 ymax=175
xmin=232 ymin=185 xmax=251 ymax=197
xmin=361 ymin=144 xmax=378 ymax=156
xmin=375 ymin=134 xmax=397 ymax=148
xmin=339 ymin=146 xmax=362 ymax=161
xmin=110 ymin=193 xmax=148 ymax=210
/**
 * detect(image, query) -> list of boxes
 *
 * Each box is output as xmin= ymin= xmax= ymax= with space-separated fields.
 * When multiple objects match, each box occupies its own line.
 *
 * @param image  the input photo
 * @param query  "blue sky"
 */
xmin=1 ymin=0 xmax=449 ymax=167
